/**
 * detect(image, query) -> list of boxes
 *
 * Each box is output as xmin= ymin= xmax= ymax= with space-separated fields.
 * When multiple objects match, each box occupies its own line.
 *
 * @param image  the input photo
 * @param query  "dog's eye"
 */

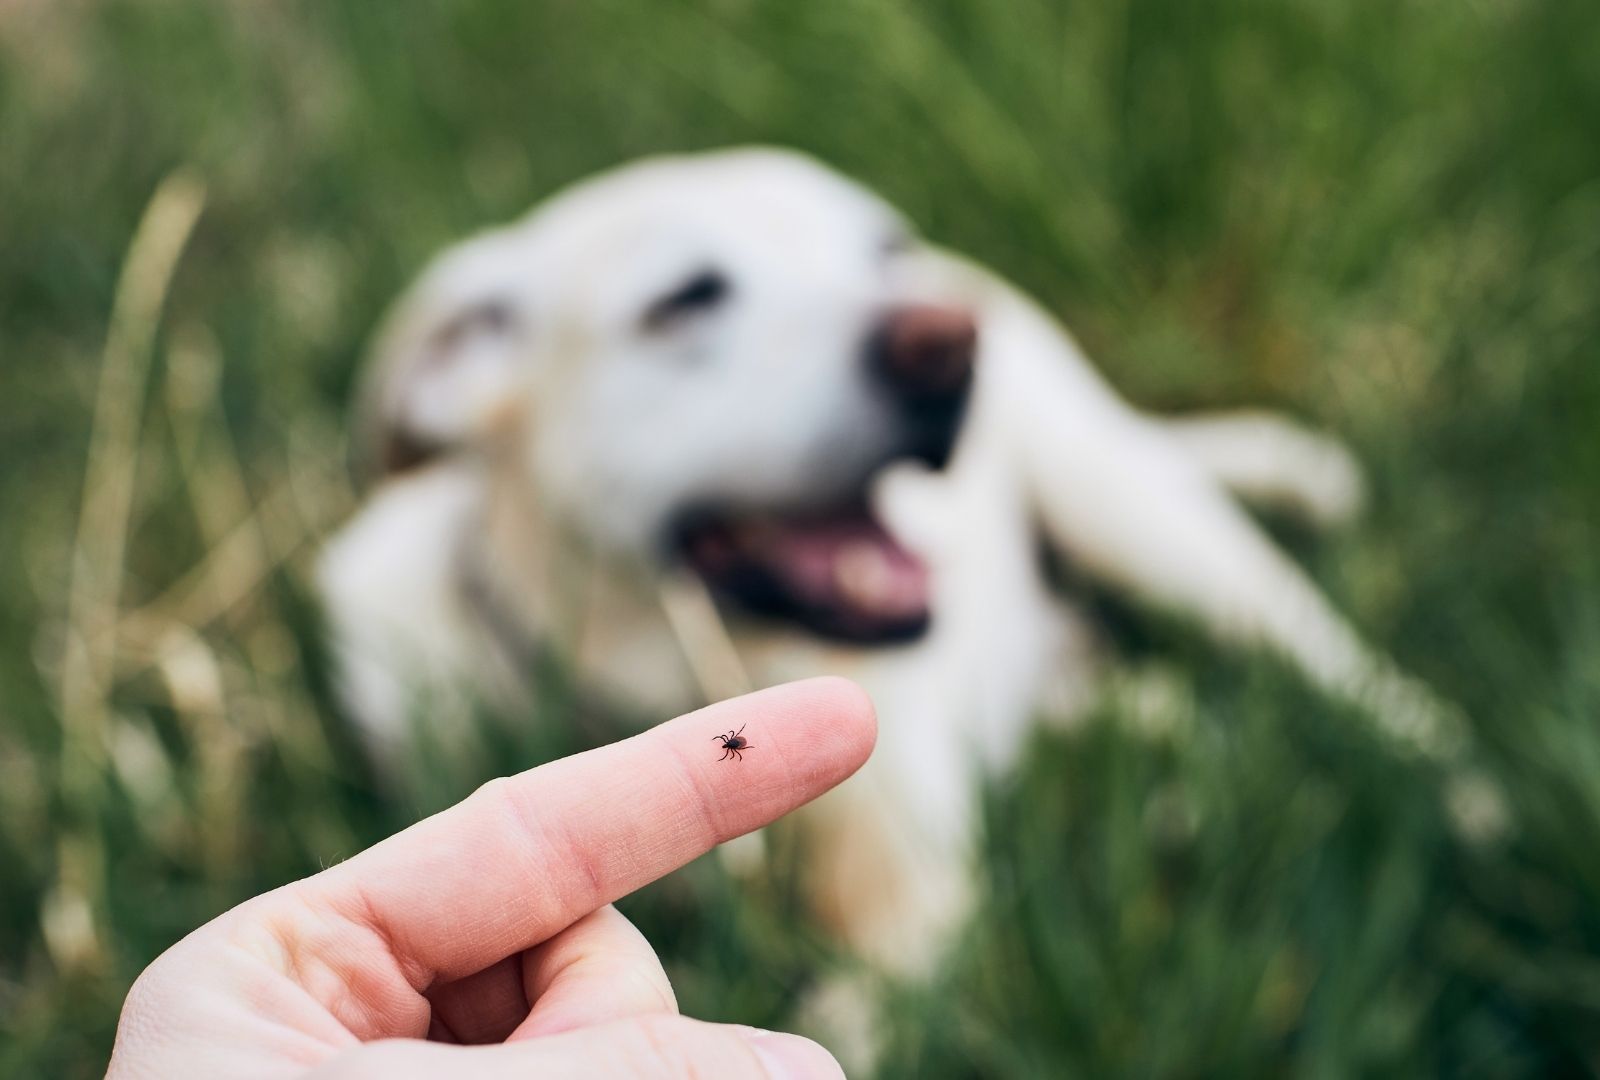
xmin=435 ymin=299 xmax=517 ymax=351
xmin=642 ymin=269 xmax=731 ymax=331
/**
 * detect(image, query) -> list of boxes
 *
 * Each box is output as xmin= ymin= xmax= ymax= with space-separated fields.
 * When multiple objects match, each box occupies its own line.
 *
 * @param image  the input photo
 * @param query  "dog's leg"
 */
xmin=1160 ymin=410 xmax=1366 ymax=529
xmin=977 ymin=292 xmax=1464 ymax=760
xmin=794 ymin=735 xmax=977 ymax=1073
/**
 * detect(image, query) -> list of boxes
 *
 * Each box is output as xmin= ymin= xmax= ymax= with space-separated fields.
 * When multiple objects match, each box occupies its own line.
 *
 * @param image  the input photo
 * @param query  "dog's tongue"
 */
xmin=762 ymin=517 xmax=928 ymax=621
xmin=683 ymin=510 xmax=931 ymax=639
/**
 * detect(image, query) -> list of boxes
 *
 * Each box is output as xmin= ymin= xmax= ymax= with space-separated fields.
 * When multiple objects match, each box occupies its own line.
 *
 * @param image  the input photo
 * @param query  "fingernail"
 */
xmin=742 ymin=1028 xmax=846 ymax=1079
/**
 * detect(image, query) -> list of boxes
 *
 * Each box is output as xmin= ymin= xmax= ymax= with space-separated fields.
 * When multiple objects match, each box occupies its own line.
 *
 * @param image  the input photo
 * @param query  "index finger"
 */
xmin=308 ymin=677 xmax=875 ymax=984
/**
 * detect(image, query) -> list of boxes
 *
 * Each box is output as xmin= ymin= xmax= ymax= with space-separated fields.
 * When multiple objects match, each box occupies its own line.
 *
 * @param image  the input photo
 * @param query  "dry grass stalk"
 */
xmin=49 ymin=171 xmax=206 ymax=971
xmin=58 ymin=171 xmax=206 ymax=775
xmin=657 ymin=572 xmax=752 ymax=704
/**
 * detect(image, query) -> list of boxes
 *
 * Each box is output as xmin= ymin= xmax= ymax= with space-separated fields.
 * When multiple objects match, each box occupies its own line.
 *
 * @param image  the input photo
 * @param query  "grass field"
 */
xmin=3 ymin=1 xmax=1600 ymax=1075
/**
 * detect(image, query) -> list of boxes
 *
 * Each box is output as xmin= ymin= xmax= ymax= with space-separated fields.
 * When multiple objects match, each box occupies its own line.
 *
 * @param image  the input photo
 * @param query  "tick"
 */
xmin=713 ymin=724 xmax=752 ymax=762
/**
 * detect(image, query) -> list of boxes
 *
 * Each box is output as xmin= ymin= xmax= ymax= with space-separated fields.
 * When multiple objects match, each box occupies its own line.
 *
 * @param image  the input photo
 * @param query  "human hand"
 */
xmin=106 ymin=678 xmax=875 ymax=1078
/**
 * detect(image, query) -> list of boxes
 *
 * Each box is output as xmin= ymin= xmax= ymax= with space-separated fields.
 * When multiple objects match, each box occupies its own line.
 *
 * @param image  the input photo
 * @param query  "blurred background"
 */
xmin=3 ymin=0 xmax=1600 ymax=1075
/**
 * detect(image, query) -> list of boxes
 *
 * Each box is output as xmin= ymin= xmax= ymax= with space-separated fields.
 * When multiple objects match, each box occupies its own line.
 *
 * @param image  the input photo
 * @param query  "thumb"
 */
xmin=311 ymin=1015 xmax=843 ymax=1079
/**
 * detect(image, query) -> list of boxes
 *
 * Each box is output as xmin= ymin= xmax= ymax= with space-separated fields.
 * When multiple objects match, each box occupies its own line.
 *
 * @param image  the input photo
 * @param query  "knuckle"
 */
xmin=469 ymin=773 xmax=516 ymax=809
xmin=615 ymin=957 xmax=679 ymax=1016
xmin=478 ymin=771 xmax=622 ymax=925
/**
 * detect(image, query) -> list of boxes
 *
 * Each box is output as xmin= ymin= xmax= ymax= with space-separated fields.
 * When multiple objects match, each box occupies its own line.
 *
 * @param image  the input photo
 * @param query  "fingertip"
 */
xmin=799 ymin=675 xmax=878 ymax=770
xmin=739 ymin=676 xmax=876 ymax=787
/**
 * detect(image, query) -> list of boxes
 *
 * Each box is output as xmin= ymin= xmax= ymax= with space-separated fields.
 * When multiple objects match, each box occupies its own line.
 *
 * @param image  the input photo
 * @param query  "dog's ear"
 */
xmin=358 ymin=229 xmax=532 ymax=479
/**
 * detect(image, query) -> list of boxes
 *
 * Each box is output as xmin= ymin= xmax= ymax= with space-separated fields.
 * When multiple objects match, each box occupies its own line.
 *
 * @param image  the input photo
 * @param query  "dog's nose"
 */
xmin=869 ymin=304 xmax=978 ymax=402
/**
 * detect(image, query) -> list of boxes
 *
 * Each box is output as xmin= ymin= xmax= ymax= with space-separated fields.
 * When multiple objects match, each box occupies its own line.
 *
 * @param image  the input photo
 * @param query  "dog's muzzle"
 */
xmin=673 ymin=304 xmax=978 ymax=644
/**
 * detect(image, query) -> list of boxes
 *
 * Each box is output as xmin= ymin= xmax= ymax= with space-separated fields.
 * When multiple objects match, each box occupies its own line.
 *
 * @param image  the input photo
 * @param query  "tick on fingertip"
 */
xmin=713 ymin=724 xmax=751 ymax=762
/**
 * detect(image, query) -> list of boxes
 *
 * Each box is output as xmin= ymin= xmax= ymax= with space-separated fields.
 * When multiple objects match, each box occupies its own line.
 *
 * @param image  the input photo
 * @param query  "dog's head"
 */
xmin=364 ymin=148 xmax=979 ymax=643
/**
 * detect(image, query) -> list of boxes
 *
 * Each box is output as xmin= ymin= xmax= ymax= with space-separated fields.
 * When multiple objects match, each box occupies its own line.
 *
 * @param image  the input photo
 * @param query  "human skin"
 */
xmin=105 ymin=677 xmax=876 ymax=1079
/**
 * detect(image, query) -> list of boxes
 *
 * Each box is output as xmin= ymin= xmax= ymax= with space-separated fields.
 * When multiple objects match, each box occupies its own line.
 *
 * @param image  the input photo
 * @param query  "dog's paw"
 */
xmin=1290 ymin=431 xmax=1368 ymax=529
xmin=1164 ymin=410 xmax=1369 ymax=529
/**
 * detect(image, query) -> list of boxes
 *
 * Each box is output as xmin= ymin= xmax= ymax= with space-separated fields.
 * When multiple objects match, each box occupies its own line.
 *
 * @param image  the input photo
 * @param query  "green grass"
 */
xmin=3 ymin=0 xmax=1600 ymax=1075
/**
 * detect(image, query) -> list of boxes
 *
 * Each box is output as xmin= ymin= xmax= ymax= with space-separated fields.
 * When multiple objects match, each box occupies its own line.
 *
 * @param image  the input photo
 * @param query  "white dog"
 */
xmin=318 ymin=147 xmax=1456 ymax=981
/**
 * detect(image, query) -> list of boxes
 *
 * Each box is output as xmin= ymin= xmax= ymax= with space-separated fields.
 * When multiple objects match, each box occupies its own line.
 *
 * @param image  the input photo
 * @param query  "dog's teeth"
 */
xmin=834 ymin=541 xmax=898 ymax=610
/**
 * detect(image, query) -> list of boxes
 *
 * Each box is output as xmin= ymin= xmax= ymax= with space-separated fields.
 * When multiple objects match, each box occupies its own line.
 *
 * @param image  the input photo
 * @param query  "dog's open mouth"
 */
xmin=675 ymin=502 xmax=930 ymax=643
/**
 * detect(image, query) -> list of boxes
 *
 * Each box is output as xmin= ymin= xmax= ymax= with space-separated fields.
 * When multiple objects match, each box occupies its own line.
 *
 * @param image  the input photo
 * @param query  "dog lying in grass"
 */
xmin=319 ymin=146 xmax=1456 ymax=984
